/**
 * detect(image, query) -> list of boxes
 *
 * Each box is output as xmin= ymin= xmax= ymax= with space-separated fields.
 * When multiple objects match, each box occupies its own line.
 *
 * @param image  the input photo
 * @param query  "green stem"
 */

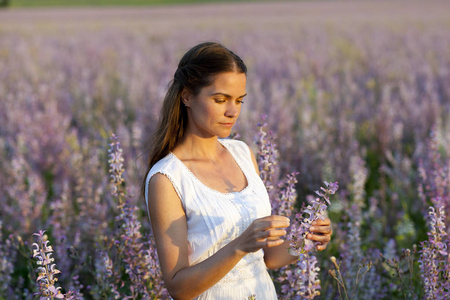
xmin=337 ymin=268 xmax=350 ymax=300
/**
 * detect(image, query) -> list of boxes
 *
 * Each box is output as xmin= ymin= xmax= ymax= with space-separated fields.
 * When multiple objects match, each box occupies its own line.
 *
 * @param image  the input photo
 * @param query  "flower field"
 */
xmin=0 ymin=0 xmax=449 ymax=299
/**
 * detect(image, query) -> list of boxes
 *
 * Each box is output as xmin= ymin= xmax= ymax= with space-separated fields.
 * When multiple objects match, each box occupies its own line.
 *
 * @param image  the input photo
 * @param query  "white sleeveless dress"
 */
xmin=145 ymin=139 xmax=278 ymax=300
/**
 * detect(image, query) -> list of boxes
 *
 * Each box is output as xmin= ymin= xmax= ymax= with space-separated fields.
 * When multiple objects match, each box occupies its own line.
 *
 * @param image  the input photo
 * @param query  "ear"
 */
xmin=181 ymin=88 xmax=191 ymax=108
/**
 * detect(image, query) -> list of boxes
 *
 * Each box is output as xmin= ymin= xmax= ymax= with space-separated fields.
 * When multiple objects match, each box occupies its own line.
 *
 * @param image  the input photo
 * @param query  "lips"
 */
xmin=219 ymin=122 xmax=234 ymax=127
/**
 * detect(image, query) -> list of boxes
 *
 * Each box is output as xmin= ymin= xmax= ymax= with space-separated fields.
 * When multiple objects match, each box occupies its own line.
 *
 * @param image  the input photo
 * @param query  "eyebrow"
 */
xmin=211 ymin=92 xmax=247 ymax=98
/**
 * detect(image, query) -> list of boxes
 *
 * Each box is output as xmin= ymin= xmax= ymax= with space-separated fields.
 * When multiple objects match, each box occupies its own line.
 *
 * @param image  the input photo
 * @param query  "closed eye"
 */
xmin=212 ymin=92 xmax=247 ymax=102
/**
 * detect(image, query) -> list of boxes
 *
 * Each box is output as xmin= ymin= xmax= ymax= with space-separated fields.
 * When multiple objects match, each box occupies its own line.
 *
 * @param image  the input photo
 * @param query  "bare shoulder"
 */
xmin=147 ymin=173 xmax=184 ymax=218
xmin=148 ymin=172 xmax=176 ymax=194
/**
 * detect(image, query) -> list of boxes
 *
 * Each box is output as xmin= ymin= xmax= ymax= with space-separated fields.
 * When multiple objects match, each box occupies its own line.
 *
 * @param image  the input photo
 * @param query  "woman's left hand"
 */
xmin=307 ymin=218 xmax=333 ymax=251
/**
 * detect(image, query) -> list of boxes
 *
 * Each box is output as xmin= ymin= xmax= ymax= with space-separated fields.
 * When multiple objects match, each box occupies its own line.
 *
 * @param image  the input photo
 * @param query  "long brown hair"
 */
xmin=141 ymin=42 xmax=247 ymax=197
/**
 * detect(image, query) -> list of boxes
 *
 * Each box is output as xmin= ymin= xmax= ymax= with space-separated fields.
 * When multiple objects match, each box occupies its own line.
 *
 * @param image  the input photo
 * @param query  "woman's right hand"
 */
xmin=235 ymin=215 xmax=290 ymax=254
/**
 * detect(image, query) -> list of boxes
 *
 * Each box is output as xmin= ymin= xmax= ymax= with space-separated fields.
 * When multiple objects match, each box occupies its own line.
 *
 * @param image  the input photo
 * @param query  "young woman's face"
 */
xmin=184 ymin=71 xmax=247 ymax=139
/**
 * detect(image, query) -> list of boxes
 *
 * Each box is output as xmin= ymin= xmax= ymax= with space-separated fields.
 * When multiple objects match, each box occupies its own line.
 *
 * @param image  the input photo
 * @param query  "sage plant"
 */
xmin=288 ymin=181 xmax=339 ymax=254
xmin=278 ymin=253 xmax=321 ymax=299
xmin=106 ymin=133 xmax=167 ymax=299
xmin=281 ymin=181 xmax=338 ymax=300
xmin=254 ymin=118 xmax=338 ymax=299
xmin=379 ymin=247 xmax=419 ymax=300
xmin=91 ymin=250 xmax=120 ymax=299
xmin=418 ymin=129 xmax=450 ymax=231
xmin=328 ymin=255 xmax=372 ymax=300
xmin=0 ymin=221 xmax=14 ymax=297
xmin=115 ymin=197 xmax=167 ymax=299
xmin=108 ymin=133 xmax=126 ymax=199
xmin=419 ymin=206 xmax=450 ymax=300
xmin=31 ymin=230 xmax=64 ymax=299
xmin=254 ymin=116 xmax=280 ymax=197
xmin=255 ymin=118 xmax=299 ymax=218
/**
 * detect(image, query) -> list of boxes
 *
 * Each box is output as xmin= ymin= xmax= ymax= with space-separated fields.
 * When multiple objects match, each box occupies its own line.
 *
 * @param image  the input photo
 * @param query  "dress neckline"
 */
xmin=169 ymin=139 xmax=251 ymax=196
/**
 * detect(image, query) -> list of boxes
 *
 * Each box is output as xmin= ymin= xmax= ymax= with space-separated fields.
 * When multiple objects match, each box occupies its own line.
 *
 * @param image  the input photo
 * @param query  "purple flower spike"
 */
xmin=254 ymin=117 xmax=334 ymax=300
xmin=324 ymin=181 xmax=339 ymax=194
xmin=31 ymin=230 xmax=65 ymax=300
xmin=255 ymin=116 xmax=279 ymax=196
xmin=108 ymin=133 xmax=125 ymax=198
xmin=278 ymin=253 xmax=321 ymax=299
xmin=419 ymin=205 xmax=450 ymax=300
xmin=289 ymin=181 xmax=339 ymax=255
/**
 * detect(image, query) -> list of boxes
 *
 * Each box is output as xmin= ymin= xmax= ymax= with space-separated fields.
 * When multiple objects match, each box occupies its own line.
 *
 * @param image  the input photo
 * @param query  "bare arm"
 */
xmin=147 ymin=173 xmax=289 ymax=299
xmin=247 ymin=146 xmax=333 ymax=269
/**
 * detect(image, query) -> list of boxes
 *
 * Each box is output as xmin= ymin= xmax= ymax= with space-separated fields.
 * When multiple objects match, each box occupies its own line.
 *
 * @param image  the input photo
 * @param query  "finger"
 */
xmin=257 ymin=217 xmax=290 ymax=230
xmin=311 ymin=218 xmax=331 ymax=226
xmin=307 ymin=233 xmax=331 ymax=243
xmin=264 ymin=229 xmax=287 ymax=239
xmin=310 ymin=226 xmax=332 ymax=235
xmin=255 ymin=229 xmax=286 ymax=241
xmin=256 ymin=236 xmax=284 ymax=248
xmin=316 ymin=243 xmax=328 ymax=251
xmin=259 ymin=215 xmax=290 ymax=222
xmin=266 ymin=236 xmax=282 ymax=241
xmin=265 ymin=238 xmax=285 ymax=248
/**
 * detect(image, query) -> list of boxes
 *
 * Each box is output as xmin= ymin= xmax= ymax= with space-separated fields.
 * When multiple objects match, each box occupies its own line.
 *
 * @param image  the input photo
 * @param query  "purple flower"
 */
xmin=418 ymin=128 xmax=450 ymax=226
xmin=288 ymin=181 xmax=338 ymax=255
xmin=254 ymin=116 xmax=336 ymax=299
xmin=107 ymin=134 xmax=168 ymax=298
xmin=108 ymin=133 xmax=125 ymax=198
xmin=0 ymin=221 xmax=15 ymax=295
xmin=324 ymin=181 xmax=339 ymax=195
xmin=278 ymin=253 xmax=321 ymax=299
xmin=273 ymin=172 xmax=299 ymax=217
xmin=31 ymin=230 xmax=65 ymax=299
xmin=419 ymin=206 xmax=450 ymax=300
xmin=114 ymin=196 xmax=168 ymax=298
xmin=255 ymin=116 xmax=280 ymax=196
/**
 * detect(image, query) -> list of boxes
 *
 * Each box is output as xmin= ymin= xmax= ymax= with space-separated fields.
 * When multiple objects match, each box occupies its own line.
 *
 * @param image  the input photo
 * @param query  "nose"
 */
xmin=225 ymin=102 xmax=239 ymax=118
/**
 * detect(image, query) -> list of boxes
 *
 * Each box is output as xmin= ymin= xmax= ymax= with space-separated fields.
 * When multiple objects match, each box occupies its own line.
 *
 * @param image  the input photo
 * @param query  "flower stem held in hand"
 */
xmin=289 ymin=181 xmax=338 ymax=254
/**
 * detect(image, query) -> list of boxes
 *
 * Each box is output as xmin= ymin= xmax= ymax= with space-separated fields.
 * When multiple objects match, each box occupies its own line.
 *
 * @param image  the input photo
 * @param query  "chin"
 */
xmin=217 ymin=133 xmax=231 ymax=139
xmin=217 ymin=130 xmax=233 ymax=139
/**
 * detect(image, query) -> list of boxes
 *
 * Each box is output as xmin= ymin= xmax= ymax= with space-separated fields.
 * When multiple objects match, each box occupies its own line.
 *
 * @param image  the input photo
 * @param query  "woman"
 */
xmin=143 ymin=42 xmax=332 ymax=299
